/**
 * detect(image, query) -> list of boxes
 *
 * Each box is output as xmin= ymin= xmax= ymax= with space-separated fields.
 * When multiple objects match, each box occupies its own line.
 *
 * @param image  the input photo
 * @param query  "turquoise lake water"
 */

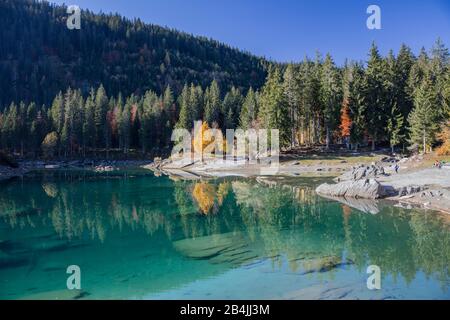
xmin=0 ymin=170 xmax=449 ymax=299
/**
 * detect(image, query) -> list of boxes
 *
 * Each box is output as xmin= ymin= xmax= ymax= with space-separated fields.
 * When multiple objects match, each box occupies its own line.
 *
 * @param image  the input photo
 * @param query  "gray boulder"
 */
xmin=316 ymin=178 xmax=387 ymax=199
xmin=397 ymin=185 xmax=425 ymax=197
xmin=335 ymin=164 xmax=386 ymax=182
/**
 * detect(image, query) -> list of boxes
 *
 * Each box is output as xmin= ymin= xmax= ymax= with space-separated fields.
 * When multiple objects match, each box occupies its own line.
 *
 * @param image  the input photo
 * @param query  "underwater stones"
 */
xmin=19 ymin=289 xmax=89 ymax=300
xmin=173 ymin=232 xmax=260 ymax=266
xmin=300 ymin=256 xmax=353 ymax=274
xmin=0 ymin=251 xmax=29 ymax=269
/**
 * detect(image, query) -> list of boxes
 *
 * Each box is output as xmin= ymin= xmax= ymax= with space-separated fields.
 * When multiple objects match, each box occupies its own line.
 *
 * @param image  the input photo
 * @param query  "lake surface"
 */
xmin=0 ymin=170 xmax=449 ymax=300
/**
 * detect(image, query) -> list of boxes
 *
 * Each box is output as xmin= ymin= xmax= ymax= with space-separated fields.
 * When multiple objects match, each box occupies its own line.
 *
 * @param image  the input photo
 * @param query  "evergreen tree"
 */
xmin=319 ymin=53 xmax=342 ymax=149
xmin=82 ymin=90 xmax=96 ymax=154
xmin=94 ymin=84 xmax=108 ymax=147
xmin=408 ymin=75 xmax=440 ymax=153
xmin=283 ymin=64 xmax=300 ymax=147
xmin=204 ymin=80 xmax=221 ymax=126
xmin=365 ymin=43 xmax=389 ymax=150
xmin=222 ymin=87 xmax=243 ymax=130
xmin=258 ymin=67 xmax=291 ymax=147
xmin=239 ymin=88 xmax=258 ymax=130
xmin=120 ymin=99 xmax=132 ymax=154
xmin=176 ymin=84 xmax=192 ymax=130
xmin=348 ymin=63 xmax=367 ymax=151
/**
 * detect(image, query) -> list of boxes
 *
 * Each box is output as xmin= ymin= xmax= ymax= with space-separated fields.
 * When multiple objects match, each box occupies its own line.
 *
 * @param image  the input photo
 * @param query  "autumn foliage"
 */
xmin=192 ymin=121 xmax=228 ymax=158
xmin=192 ymin=182 xmax=216 ymax=214
xmin=436 ymin=121 xmax=450 ymax=155
xmin=339 ymin=100 xmax=352 ymax=138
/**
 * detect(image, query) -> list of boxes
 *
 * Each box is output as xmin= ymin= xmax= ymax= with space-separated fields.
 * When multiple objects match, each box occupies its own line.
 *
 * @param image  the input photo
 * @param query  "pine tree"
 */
xmin=258 ymin=67 xmax=291 ymax=147
xmin=94 ymin=84 xmax=108 ymax=148
xmin=222 ymin=87 xmax=243 ymax=130
xmin=120 ymin=99 xmax=132 ymax=154
xmin=348 ymin=63 xmax=367 ymax=151
xmin=176 ymin=84 xmax=192 ymax=130
xmin=387 ymin=102 xmax=404 ymax=153
xmin=189 ymin=84 xmax=204 ymax=123
xmin=239 ymin=87 xmax=258 ymax=130
xmin=365 ymin=43 xmax=389 ymax=150
xmin=320 ymin=53 xmax=342 ymax=149
xmin=283 ymin=64 xmax=300 ymax=147
xmin=83 ymin=90 xmax=96 ymax=154
xmin=204 ymin=80 xmax=221 ymax=126
xmin=408 ymin=75 xmax=440 ymax=153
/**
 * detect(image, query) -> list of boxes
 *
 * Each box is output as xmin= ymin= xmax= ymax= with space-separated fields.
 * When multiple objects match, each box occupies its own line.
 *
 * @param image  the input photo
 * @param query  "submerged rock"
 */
xmin=19 ymin=289 xmax=89 ymax=300
xmin=300 ymin=256 xmax=353 ymax=274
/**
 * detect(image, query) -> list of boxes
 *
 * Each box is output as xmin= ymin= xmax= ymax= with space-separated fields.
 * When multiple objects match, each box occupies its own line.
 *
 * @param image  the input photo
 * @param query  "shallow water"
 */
xmin=0 ymin=170 xmax=449 ymax=300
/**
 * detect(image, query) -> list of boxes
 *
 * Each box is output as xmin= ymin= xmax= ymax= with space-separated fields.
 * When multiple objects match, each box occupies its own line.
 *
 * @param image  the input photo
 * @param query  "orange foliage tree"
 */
xmin=436 ymin=121 xmax=450 ymax=155
xmin=339 ymin=100 xmax=352 ymax=139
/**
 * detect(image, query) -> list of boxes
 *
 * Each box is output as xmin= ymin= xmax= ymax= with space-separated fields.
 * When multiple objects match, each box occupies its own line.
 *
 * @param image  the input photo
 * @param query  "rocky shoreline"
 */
xmin=2 ymin=154 xmax=449 ymax=215
xmin=315 ymin=163 xmax=450 ymax=214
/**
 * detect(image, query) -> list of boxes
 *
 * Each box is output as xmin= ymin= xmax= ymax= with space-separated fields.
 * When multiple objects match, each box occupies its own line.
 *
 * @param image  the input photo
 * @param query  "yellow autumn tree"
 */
xmin=436 ymin=121 xmax=450 ymax=155
xmin=192 ymin=182 xmax=216 ymax=214
xmin=193 ymin=121 xmax=212 ymax=160
xmin=216 ymin=182 xmax=231 ymax=205
xmin=192 ymin=121 xmax=228 ymax=160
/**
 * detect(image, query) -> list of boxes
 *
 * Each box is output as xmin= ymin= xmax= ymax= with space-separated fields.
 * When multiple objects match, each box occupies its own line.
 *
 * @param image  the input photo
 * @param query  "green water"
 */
xmin=0 ymin=170 xmax=449 ymax=300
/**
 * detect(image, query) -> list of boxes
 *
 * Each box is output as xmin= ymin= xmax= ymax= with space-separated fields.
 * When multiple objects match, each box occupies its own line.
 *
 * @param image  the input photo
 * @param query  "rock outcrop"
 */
xmin=316 ymin=164 xmax=393 ymax=200
xmin=334 ymin=164 xmax=387 ymax=182
xmin=316 ymin=178 xmax=387 ymax=199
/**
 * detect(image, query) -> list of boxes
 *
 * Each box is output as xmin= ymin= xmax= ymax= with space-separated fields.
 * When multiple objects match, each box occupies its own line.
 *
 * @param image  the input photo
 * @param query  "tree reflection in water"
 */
xmin=0 ymin=170 xmax=449 ymax=290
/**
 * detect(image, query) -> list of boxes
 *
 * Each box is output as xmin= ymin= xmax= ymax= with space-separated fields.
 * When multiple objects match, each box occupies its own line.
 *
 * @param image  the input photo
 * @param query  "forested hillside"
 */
xmin=0 ymin=1 xmax=448 ymax=160
xmin=0 ymin=0 xmax=268 ymax=108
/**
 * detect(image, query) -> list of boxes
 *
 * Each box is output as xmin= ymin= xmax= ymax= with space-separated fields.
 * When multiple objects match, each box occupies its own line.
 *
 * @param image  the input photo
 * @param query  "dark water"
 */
xmin=0 ymin=170 xmax=449 ymax=299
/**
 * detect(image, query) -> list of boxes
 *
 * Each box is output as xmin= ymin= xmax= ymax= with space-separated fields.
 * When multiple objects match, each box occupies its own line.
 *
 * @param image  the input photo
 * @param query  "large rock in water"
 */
xmin=316 ymin=178 xmax=387 ymax=199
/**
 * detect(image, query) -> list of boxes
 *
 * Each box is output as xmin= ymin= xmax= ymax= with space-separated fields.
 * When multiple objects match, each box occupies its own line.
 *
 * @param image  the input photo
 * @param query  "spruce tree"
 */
xmin=94 ymin=84 xmax=108 ymax=148
xmin=408 ymin=75 xmax=440 ymax=153
xmin=319 ymin=53 xmax=342 ymax=149
xmin=176 ymin=84 xmax=192 ymax=130
xmin=259 ymin=67 xmax=291 ymax=147
xmin=365 ymin=43 xmax=389 ymax=150
xmin=239 ymin=87 xmax=258 ymax=130
xmin=204 ymin=80 xmax=221 ymax=126
xmin=283 ymin=64 xmax=300 ymax=147
xmin=83 ymin=90 xmax=96 ymax=154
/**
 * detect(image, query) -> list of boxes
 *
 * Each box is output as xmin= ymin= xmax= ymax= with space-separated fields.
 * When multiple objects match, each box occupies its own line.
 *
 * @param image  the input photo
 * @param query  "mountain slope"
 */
xmin=0 ymin=0 xmax=269 ymax=108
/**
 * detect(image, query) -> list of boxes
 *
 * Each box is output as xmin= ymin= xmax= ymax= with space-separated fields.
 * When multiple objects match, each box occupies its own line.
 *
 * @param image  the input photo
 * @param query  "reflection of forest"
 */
xmin=0 ymin=172 xmax=449 ymax=289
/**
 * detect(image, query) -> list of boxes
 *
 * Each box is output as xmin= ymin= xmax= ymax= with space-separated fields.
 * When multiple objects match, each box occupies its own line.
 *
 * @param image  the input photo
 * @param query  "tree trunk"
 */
xmin=325 ymin=126 xmax=330 ymax=150
xmin=371 ymin=138 xmax=375 ymax=151
xmin=423 ymin=130 xmax=426 ymax=154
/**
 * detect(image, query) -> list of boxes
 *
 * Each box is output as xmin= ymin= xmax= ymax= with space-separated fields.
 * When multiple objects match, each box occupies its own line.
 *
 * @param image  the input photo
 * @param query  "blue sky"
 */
xmin=51 ymin=0 xmax=450 ymax=64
